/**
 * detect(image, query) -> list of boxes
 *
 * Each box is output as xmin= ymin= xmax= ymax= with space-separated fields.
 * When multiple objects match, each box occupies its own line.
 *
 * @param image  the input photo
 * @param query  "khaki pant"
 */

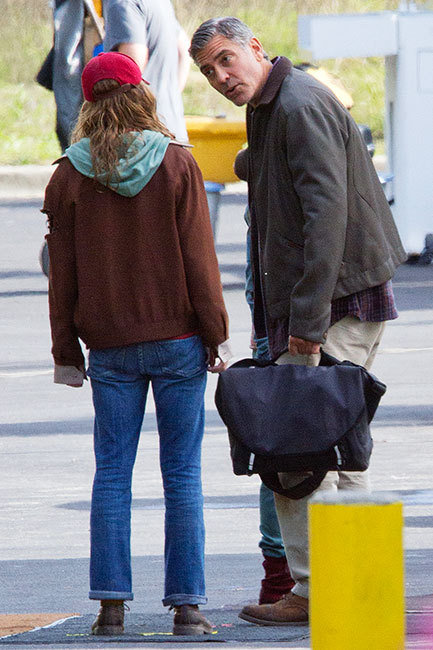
xmin=274 ymin=316 xmax=386 ymax=599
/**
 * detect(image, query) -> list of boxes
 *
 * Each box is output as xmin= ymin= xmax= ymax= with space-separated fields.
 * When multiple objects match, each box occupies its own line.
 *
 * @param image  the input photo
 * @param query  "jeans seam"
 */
xmin=154 ymin=342 xmax=165 ymax=375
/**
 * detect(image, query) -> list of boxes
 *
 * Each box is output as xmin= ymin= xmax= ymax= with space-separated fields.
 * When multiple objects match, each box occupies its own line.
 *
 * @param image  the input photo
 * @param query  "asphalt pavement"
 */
xmin=1 ymin=171 xmax=433 ymax=648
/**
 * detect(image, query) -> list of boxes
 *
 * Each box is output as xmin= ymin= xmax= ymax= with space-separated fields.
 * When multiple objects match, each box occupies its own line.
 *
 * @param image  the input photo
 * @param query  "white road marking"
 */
xmin=1 ymin=344 xmax=433 ymax=378
xmin=393 ymin=281 xmax=433 ymax=288
xmin=0 ymin=369 xmax=52 ymax=378
xmin=381 ymin=347 xmax=433 ymax=354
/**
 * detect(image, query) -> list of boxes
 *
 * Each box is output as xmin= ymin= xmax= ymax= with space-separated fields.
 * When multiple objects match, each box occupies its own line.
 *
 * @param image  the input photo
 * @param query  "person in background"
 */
xmin=36 ymin=0 xmax=92 ymax=151
xmin=234 ymin=151 xmax=295 ymax=606
xmin=191 ymin=16 xmax=406 ymax=625
xmin=43 ymin=52 xmax=231 ymax=636
xmin=103 ymin=0 xmax=190 ymax=141
xmin=37 ymin=0 xmax=189 ymax=149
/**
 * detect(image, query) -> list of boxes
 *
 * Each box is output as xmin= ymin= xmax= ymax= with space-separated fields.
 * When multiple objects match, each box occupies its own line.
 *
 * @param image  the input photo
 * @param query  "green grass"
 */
xmin=0 ymin=0 xmax=52 ymax=84
xmin=0 ymin=0 xmax=60 ymax=163
xmin=0 ymin=0 xmax=405 ymax=164
xmin=0 ymin=84 xmax=61 ymax=164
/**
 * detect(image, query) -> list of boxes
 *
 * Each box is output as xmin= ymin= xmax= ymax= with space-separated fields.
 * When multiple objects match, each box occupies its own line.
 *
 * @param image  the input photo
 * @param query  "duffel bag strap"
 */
xmin=260 ymin=470 xmax=328 ymax=500
xmin=229 ymin=358 xmax=276 ymax=369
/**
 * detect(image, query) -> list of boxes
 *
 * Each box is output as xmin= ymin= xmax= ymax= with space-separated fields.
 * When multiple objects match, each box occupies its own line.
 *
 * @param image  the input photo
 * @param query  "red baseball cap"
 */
xmin=82 ymin=52 xmax=143 ymax=102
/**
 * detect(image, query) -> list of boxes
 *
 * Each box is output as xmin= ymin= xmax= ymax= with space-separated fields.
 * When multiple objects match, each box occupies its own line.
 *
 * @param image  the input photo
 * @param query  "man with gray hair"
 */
xmin=190 ymin=17 xmax=406 ymax=625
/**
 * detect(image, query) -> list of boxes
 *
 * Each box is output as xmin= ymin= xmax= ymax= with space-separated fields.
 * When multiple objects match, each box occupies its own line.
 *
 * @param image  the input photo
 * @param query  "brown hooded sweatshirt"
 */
xmin=43 ymin=142 xmax=229 ymax=369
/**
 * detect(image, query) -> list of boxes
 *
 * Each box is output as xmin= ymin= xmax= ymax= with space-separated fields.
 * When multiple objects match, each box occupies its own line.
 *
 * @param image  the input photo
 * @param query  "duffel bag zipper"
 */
xmin=334 ymin=445 xmax=343 ymax=466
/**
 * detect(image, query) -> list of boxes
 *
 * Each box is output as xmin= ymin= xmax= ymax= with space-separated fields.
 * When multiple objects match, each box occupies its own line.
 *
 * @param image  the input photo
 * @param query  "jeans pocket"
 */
xmin=88 ymin=346 xmax=127 ymax=379
xmin=156 ymin=336 xmax=207 ymax=378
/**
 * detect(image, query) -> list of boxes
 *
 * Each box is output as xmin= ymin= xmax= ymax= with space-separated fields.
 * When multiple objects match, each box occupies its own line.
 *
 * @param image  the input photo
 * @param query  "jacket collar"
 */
xmin=252 ymin=56 xmax=293 ymax=107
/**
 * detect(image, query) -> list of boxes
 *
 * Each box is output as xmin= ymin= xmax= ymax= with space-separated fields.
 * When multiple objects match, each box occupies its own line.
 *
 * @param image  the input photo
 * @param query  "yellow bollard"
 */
xmin=309 ymin=492 xmax=405 ymax=650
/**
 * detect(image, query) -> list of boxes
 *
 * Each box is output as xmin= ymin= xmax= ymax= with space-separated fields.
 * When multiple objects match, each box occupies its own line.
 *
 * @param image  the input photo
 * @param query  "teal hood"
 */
xmin=64 ymin=130 xmax=171 ymax=197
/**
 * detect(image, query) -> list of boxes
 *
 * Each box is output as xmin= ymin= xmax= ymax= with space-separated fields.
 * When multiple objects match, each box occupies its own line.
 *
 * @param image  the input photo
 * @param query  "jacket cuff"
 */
xmin=54 ymin=364 xmax=85 ymax=386
xmin=217 ymin=339 xmax=234 ymax=363
xmin=289 ymin=309 xmax=331 ymax=345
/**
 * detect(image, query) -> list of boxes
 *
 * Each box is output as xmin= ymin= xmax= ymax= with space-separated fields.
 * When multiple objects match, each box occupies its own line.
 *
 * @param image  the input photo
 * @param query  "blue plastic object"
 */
xmin=204 ymin=182 xmax=224 ymax=239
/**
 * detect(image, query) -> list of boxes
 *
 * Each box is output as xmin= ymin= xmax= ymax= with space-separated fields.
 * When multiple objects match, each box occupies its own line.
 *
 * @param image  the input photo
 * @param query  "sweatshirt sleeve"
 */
xmin=103 ymin=0 xmax=148 ymax=50
xmin=42 ymin=163 xmax=85 ymax=368
xmin=174 ymin=151 xmax=229 ymax=349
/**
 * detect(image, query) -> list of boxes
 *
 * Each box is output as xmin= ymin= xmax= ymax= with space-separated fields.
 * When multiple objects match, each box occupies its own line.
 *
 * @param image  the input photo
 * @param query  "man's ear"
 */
xmin=249 ymin=37 xmax=265 ymax=61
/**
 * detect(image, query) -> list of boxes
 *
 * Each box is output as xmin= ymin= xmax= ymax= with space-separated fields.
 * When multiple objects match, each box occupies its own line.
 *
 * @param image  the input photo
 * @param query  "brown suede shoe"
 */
xmin=172 ymin=604 xmax=213 ymax=635
xmin=239 ymin=592 xmax=309 ymax=626
xmin=91 ymin=600 xmax=126 ymax=635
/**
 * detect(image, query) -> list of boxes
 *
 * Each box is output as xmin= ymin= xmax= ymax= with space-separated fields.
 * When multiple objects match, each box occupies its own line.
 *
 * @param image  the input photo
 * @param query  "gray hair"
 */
xmin=190 ymin=17 xmax=268 ymax=62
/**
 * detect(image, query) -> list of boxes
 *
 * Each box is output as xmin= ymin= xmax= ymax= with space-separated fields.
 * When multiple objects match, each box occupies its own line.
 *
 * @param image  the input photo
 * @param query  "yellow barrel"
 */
xmin=309 ymin=493 xmax=405 ymax=650
xmin=93 ymin=0 xmax=103 ymax=16
xmin=185 ymin=116 xmax=247 ymax=184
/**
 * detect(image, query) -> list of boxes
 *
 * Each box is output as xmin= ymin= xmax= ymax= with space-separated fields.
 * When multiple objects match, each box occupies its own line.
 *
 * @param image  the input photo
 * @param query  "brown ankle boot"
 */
xmin=239 ymin=592 xmax=309 ymax=626
xmin=259 ymin=555 xmax=295 ymax=604
xmin=172 ymin=604 xmax=213 ymax=635
xmin=91 ymin=599 xmax=126 ymax=635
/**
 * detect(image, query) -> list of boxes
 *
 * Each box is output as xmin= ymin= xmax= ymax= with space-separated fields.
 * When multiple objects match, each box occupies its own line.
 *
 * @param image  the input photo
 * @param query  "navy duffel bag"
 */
xmin=215 ymin=351 xmax=386 ymax=499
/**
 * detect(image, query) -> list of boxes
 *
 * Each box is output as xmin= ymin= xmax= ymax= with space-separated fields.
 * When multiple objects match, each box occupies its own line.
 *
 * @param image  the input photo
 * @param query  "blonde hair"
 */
xmin=72 ymin=79 xmax=174 ymax=183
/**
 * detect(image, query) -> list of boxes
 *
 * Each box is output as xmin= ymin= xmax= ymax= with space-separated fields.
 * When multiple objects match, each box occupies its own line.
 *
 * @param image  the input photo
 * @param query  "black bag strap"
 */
xmin=231 ymin=350 xmax=338 ymax=369
xmin=229 ymin=358 xmax=276 ymax=369
xmin=36 ymin=47 xmax=55 ymax=91
xmin=318 ymin=350 xmax=339 ymax=366
xmin=260 ymin=470 xmax=328 ymax=500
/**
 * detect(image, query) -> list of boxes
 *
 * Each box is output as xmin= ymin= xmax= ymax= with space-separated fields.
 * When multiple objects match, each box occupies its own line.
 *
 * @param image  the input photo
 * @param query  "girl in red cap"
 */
xmin=43 ymin=51 xmax=231 ymax=637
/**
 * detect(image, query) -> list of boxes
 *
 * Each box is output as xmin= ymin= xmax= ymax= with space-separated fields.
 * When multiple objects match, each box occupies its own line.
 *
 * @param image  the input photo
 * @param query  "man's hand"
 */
xmin=288 ymin=336 xmax=321 ymax=356
xmin=207 ymin=349 xmax=228 ymax=374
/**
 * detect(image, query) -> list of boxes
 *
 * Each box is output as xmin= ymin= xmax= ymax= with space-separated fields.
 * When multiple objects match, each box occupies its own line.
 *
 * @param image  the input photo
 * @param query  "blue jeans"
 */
xmin=87 ymin=336 xmax=208 ymax=607
xmin=259 ymin=484 xmax=286 ymax=558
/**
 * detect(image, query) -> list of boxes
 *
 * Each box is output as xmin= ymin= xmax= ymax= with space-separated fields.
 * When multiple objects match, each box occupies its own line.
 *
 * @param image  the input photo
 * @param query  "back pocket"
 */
xmin=156 ymin=335 xmax=207 ymax=378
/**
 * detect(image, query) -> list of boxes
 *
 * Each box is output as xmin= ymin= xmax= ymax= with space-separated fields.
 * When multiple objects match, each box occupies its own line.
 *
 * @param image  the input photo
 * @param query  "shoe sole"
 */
xmin=91 ymin=626 xmax=124 ymax=635
xmin=238 ymin=611 xmax=308 ymax=627
xmin=172 ymin=624 xmax=212 ymax=635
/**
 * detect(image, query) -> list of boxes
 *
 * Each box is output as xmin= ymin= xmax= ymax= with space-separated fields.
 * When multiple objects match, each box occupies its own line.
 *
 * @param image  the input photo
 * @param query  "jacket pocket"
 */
xmin=276 ymin=232 xmax=304 ymax=251
xmin=272 ymin=231 xmax=304 ymax=271
xmin=286 ymin=239 xmax=303 ymax=251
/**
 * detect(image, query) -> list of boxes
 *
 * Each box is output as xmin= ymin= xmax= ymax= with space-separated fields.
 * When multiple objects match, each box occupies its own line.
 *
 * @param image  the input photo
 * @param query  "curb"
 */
xmin=0 ymin=611 xmax=311 ymax=647
xmin=0 ymin=157 xmax=387 ymax=199
xmin=0 ymin=165 xmax=54 ymax=199
xmin=0 ymin=166 xmax=248 ymax=200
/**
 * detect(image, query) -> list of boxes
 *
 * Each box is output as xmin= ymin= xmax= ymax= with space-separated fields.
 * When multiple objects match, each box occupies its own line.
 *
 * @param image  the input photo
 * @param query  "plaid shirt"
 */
xmin=330 ymin=280 xmax=398 ymax=325
xmin=267 ymin=281 xmax=398 ymax=359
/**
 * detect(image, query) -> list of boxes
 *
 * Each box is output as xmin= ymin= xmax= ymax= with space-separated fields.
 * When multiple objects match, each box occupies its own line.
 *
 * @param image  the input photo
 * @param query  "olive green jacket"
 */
xmin=246 ymin=57 xmax=407 ymax=343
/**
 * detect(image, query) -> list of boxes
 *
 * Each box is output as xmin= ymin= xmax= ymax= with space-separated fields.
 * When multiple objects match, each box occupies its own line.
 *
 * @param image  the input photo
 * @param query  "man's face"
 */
xmin=195 ymin=35 xmax=269 ymax=106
